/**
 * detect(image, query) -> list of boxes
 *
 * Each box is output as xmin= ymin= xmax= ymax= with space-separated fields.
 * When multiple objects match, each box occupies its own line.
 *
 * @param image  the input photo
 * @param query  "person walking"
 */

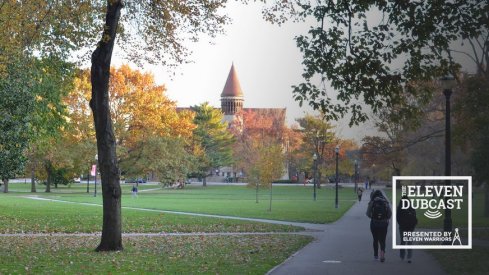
xmin=131 ymin=185 xmax=138 ymax=198
xmin=366 ymin=189 xmax=392 ymax=262
xmin=397 ymin=195 xmax=417 ymax=263
xmin=357 ymin=187 xmax=364 ymax=202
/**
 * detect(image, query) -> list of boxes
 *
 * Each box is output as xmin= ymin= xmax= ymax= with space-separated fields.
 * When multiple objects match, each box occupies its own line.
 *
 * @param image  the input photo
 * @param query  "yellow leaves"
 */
xmin=65 ymin=64 xmax=195 ymax=150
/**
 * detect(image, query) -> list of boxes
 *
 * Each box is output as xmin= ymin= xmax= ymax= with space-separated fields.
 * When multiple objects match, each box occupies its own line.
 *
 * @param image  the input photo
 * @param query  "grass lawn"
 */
xmin=0 ymin=183 xmax=318 ymax=274
xmin=0 ymin=195 xmax=300 ymax=233
xmin=429 ymin=245 xmax=489 ymax=275
xmin=0 ymin=235 xmax=313 ymax=274
xmin=6 ymin=183 xmax=357 ymax=224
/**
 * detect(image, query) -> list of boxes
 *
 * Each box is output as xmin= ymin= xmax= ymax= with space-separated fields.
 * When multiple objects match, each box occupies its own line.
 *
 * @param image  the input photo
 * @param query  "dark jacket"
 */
xmin=366 ymin=194 xmax=392 ymax=226
xmin=397 ymin=202 xmax=417 ymax=231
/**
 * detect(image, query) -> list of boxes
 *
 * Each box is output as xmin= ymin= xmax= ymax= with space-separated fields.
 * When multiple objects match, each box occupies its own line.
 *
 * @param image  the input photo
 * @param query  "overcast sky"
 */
xmin=113 ymin=1 xmax=375 ymax=143
xmin=112 ymin=2 xmax=477 ymax=143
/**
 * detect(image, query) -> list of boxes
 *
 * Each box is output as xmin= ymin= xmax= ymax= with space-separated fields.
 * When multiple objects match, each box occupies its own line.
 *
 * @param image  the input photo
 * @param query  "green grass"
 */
xmin=0 ymin=235 xmax=313 ymax=274
xmin=0 ymin=183 xmax=328 ymax=274
xmin=14 ymin=184 xmax=357 ymax=223
xmin=0 ymin=195 xmax=299 ymax=233
xmin=429 ymin=245 xmax=489 ymax=275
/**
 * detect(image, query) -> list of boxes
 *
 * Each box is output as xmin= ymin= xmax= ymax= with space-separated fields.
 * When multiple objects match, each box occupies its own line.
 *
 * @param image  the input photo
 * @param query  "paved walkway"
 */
xmin=269 ymin=189 xmax=446 ymax=275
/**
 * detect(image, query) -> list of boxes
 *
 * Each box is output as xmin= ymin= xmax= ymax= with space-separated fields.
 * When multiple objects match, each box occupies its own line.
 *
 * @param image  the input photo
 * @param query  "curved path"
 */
xmin=269 ymin=189 xmax=446 ymax=275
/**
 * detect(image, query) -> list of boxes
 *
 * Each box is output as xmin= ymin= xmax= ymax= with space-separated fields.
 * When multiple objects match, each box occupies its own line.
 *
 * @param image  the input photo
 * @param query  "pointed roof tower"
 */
xmin=221 ymin=63 xmax=244 ymax=97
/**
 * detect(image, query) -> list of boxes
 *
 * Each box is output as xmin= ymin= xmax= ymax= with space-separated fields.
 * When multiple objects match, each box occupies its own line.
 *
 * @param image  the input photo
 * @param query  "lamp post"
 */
xmin=94 ymin=154 xmax=98 ymax=197
xmin=371 ymin=163 xmax=376 ymax=188
xmin=335 ymin=145 xmax=339 ymax=209
xmin=354 ymin=160 xmax=358 ymax=193
xmin=440 ymin=75 xmax=456 ymax=233
xmin=313 ymin=153 xmax=318 ymax=201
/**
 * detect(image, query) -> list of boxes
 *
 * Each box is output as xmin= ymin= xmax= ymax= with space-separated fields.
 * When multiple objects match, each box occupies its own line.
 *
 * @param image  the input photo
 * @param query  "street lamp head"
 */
xmin=335 ymin=145 xmax=339 ymax=154
xmin=439 ymin=75 xmax=457 ymax=94
xmin=313 ymin=153 xmax=318 ymax=160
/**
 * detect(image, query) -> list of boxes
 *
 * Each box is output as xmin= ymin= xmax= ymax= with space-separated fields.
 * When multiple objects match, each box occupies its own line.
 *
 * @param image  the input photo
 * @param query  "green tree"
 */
xmin=26 ymin=57 xmax=75 ymax=193
xmin=123 ymin=135 xmax=194 ymax=186
xmin=296 ymin=114 xmax=335 ymax=188
xmin=264 ymin=1 xmax=488 ymax=125
xmin=0 ymin=57 xmax=34 ymax=192
xmin=191 ymin=102 xmax=235 ymax=186
xmin=0 ymin=54 xmax=74 ymax=193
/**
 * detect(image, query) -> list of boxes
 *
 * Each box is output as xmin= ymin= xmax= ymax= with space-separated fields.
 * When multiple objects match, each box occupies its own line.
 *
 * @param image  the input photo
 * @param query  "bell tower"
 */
xmin=220 ymin=63 xmax=244 ymax=123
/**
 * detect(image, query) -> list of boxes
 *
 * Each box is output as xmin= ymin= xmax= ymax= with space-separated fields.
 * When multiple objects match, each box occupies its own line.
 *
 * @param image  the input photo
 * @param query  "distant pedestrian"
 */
xmin=365 ymin=178 xmax=369 ymax=190
xmin=366 ymin=189 xmax=392 ymax=262
xmin=357 ymin=187 xmax=363 ymax=202
xmin=397 ymin=195 xmax=417 ymax=263
xmin=131 ymin=185 xmax=138 ymax=198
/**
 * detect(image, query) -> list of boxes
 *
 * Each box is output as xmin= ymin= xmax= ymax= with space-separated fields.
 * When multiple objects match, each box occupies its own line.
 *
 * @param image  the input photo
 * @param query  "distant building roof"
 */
xmin=221 ymin=64 xmax=244 ymax=97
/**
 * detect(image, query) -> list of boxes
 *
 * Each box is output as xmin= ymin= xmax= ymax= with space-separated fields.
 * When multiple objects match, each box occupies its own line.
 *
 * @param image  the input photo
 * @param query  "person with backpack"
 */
xmin=357 ymin=187 xmax=364 ymax=202
xmin=366 ymin=189 xmax=392 ymax=262
xmin=397 ymin=195 xmax=417 ymax=263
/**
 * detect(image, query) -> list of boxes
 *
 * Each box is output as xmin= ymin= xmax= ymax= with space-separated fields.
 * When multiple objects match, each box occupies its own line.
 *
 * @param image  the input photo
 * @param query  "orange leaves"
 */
xmin=107 ymin=65 xmax=194 ymax=147
xmin=63 ymin=65 xmax=196 ymax=177
xmin=67 ymin=64 xmax=195 ymax=148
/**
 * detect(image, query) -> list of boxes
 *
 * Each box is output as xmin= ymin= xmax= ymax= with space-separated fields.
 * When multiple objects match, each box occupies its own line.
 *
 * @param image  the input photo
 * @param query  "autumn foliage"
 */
xmin=65 ymin=65 xmax=195 ymax=180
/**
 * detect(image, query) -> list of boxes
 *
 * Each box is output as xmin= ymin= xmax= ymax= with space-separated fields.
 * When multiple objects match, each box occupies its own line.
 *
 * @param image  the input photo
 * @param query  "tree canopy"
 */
xmin=191 ymin=102 xmax=234 ymax=185
xmin=66 ymin=65 xmax=195 ymax=180
xmin=264 ymin=0 xmax=488 ymax=125
xmin=0 ymin=56 xmax=34 ymax=191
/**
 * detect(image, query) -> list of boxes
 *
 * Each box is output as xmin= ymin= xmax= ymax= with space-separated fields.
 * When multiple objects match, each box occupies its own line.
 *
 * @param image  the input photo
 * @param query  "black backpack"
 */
xmin=372 ymin=199 xmax=388 ymax=220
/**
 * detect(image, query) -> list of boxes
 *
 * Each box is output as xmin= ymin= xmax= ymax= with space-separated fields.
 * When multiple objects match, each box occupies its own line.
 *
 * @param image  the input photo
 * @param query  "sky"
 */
xmin=112 ymin=1 xmax=377 ymax=143
xmin=112 ymin=2 xmax=478 ymax=143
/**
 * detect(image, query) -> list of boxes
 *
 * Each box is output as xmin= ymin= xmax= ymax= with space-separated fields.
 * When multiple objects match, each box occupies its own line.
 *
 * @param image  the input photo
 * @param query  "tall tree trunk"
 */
xmin=31 ymin=165 xmax=36 ymax=192
xmin=89 ymin=0 xmax=123 ymax=252
xmin=45 ymin=168 xmax=51 ymax=193
xmin=44 ymin=161 xmax=52 ymax=193
xmin=2 ymin=179 xmax=8 ymax=193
